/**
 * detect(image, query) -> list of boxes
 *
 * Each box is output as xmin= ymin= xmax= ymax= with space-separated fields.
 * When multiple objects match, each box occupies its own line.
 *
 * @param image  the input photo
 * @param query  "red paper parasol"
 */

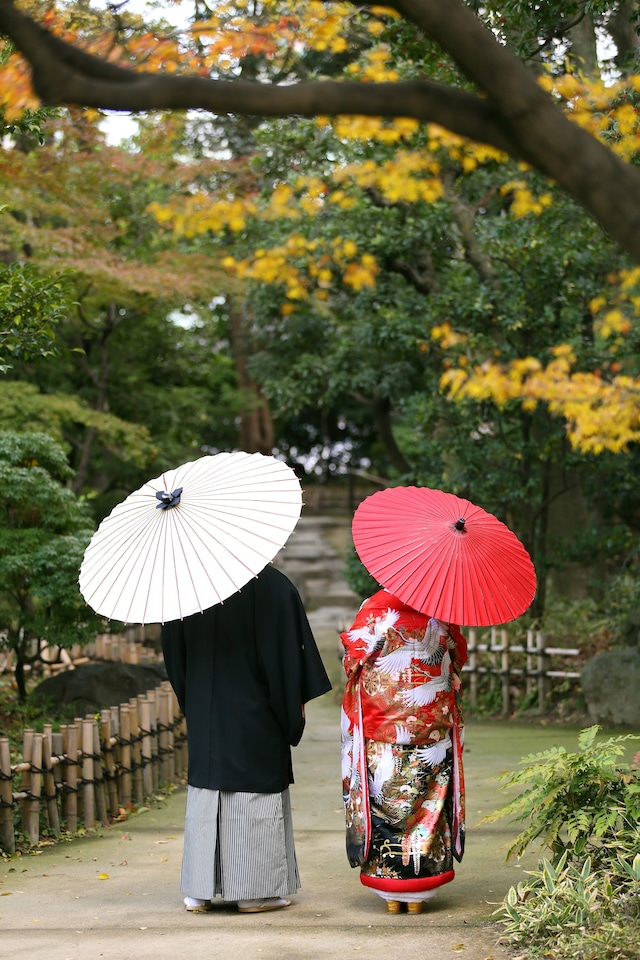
xmin=352 ymin=486 xmax=536 ymax=626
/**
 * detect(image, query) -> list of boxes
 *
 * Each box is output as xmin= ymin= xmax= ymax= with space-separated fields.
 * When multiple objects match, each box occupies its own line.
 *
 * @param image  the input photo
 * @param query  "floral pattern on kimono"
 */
xmin=341 ymin=590 xmax=467 ymax=886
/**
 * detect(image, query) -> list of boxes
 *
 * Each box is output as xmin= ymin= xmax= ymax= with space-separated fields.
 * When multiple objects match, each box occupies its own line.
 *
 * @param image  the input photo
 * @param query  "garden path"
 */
xmin=0 ymin=511 xmax=585 ymax=960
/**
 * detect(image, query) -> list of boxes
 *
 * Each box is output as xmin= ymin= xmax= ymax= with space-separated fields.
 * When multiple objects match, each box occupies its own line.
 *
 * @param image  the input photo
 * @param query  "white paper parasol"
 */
xmin=79 ymin=451 xmax=303 ymax=624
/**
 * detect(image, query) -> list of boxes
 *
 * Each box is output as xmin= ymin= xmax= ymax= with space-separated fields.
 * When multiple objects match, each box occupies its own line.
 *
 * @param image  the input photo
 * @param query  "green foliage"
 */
xmin=0 ymin=261 xmax=73 ymax=372
xmin=342 ymin=545 xmax=381 ymax=601
xmin=483 ymin=725 xmax=640 ymax=864
xmin=0 ymin=432 xmax=100 ymax=700
xmin=496 ymin=851 xmax=640 ymax=960
xmin=489 ymin=725 xmax=640 ymax=959
xmin=0 ymin=380 xmax=156 ymax=484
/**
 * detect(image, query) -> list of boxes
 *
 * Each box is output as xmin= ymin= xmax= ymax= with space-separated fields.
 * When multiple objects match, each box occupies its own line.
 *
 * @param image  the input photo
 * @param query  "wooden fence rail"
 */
xmin=464 ymin=627 xmax=581 ymax=716
xmin=0 ymin=680 xmax=187 ymax=855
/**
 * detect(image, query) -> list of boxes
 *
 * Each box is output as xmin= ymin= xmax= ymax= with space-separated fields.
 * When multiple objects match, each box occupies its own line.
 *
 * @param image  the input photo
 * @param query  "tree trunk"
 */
xmin=227 ymin=302 xmax=274 ymax=454
xmin=70 ymin=300 xmax=117 ymax=492
xmin=375 ymin=397 xmax=412 ymax=475
xmin=567 ymin=12 xmax=600 ymax=77
xmin=12 ymin=632 xmax=28 ymax=702
xmin=608 ymin=0 xmax=640 ymax=69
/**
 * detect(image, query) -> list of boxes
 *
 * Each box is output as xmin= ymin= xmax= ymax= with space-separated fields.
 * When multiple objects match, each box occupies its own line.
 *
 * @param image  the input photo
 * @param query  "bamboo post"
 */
xmin=526 ymin=628 xmax=535 ymax=697
xmin=537 ymin=631 xmax=549 ymax=713
xmin=483 ymin=627 xmax=495 ymax=701
xmin=65 ymin=723 xmax=79 ymax=834
xmin=92 ymin=720 xmax=108 ymax=826
xmin=100 ymin=710 xmax=119 ymax=817
xmin=20 ymin=729 xmax=34 ymax=837
xmin=500 ymin=629 xmax=510 ymax=716
xmin=28 ymin=733 xmax=43 ymax=843
xmin=73 ymin=719 xmax=85 ymax=823
xmin=119 ymin=705 xmax=132 ymax=809
xmin=58 ymin=725 xmax=68 ymax=821
xmin=51 ymin=730 xmax=64 ymax=832
xmin=41 ymin=730 xmax=60 ymax=836
xmin=127 ymin=642 xmax=139 ymax=664
xmin=467 ymin=629 xmax=477 ymax=709
xmin=81 ymin=719 xmax=95 ymax=830
xmin=167 ymin=686 xmax=177 ymax=780
xmin=0 ymin=737 xmax=15 ymax=854
xmin=128 ymin=698 xmax=144 ymax=806
xmin=158 ymin=687 xmax=171 ymax=785
xmin=139 ymin=698 xmax=154 ymax=798
xmin=146 ymin=691 xmax=159 ymax=792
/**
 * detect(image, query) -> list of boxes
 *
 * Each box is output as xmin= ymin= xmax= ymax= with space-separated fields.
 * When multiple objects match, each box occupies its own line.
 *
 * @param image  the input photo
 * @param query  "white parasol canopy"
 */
xmin=79 ymin=451 xmax=303 ymax=624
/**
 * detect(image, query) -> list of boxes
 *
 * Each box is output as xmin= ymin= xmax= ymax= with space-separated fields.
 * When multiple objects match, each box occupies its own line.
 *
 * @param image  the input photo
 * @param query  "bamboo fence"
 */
xmin=464 ymin=627 xmax=581 ymax=715
xmin=0 ymin=625 xmax=582 ymax=853
xmin=0 ymin=680 xmax=187 ymax=855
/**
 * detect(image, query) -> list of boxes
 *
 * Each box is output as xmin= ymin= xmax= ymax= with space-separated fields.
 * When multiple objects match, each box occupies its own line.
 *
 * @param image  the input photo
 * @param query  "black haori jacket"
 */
xmin=161 ymin=564 xmax=332 ymax=794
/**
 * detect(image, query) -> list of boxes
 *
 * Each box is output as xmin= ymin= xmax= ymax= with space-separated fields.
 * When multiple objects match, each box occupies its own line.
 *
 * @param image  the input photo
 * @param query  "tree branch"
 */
xmin=0 ymin=0 xmax=522 ymax=157
xmin=2 ymin=0 xmax=640 ymax=260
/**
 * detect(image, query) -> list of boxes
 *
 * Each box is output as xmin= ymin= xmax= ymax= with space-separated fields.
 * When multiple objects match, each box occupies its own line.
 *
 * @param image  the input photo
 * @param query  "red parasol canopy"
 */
xmin=352 ymin=486 xmax=536 ymax=627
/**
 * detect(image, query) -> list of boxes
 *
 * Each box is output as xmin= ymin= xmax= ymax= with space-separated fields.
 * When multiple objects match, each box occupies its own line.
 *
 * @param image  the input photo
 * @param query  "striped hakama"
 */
xmin=181 ymin=786 xmax=301 ymax=901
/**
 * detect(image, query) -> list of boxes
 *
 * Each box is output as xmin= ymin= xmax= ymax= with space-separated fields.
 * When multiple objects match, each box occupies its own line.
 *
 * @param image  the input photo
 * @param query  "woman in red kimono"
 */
xmin=341 ymin=588 xmax=467 ymax=914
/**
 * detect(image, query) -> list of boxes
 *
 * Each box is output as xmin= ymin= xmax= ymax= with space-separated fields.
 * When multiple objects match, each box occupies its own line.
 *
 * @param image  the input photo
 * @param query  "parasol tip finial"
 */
xmin=156 ymin=487 xmax=183 ymax=510
xmin=454 ymin=517 xmax=466 ymax=531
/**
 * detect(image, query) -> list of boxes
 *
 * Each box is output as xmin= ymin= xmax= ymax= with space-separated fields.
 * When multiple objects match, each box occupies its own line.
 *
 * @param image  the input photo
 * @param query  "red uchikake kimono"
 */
xmin=341 ymin=590 xmax=467 ymax=901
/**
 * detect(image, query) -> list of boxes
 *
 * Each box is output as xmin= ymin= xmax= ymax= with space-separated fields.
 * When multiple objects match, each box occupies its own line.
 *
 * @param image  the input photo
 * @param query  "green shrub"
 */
xmin=500 ymin=853 xmax=640 ymax=960
xmin=486 ymin=726 xmax=640 ymax=960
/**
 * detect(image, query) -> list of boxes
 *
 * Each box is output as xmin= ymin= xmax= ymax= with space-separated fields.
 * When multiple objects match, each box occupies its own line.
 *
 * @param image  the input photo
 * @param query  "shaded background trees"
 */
xmin=0 ymin=0 xmax=638 ymax=642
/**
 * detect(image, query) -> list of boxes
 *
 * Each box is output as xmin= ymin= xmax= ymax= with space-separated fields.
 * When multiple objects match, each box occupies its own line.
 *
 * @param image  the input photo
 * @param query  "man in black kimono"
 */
xmin=161 ymin=563 xmax=332 ymax=914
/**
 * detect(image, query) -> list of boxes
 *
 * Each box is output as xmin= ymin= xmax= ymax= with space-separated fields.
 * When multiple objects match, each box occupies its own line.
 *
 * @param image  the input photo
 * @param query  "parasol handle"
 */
xmin=454 ymin=518 xmax=466 ymax=531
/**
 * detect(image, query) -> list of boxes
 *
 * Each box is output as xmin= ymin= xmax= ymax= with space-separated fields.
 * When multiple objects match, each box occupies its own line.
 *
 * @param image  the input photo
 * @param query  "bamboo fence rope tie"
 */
xmin=13 ymin=755 xmax=66 ymax=774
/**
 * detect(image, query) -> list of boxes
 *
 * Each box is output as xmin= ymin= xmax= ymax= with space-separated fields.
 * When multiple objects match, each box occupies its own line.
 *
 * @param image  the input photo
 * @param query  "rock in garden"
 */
xmin=581 ymin=648 xmax=640 ymax=727
xmin=31 ymin=661 xmax=168 ymax=715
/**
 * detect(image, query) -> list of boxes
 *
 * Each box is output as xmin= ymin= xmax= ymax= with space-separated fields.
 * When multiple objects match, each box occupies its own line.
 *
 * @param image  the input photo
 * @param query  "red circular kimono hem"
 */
xmin=360 ymin=870 xmax=455 ymax=893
